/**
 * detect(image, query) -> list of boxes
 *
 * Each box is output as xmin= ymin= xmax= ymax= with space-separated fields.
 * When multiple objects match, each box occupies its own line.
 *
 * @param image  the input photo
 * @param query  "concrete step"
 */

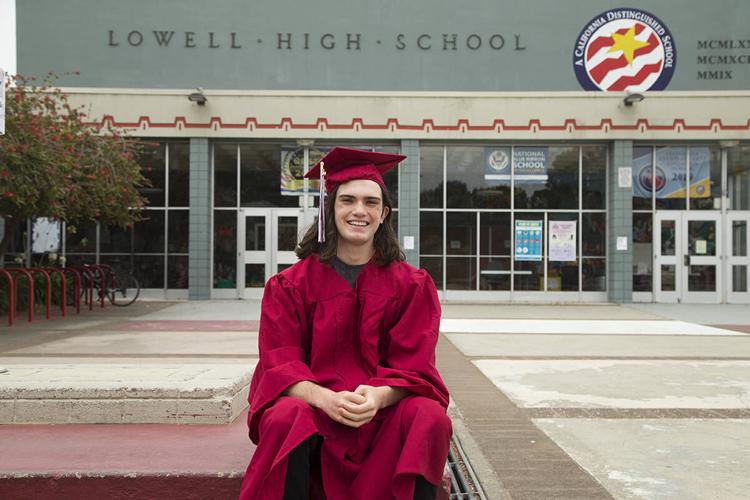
xmin=0 ymin=364 xmax=253 ymax=424
xmin=0 ymin=410 xmax=254 ymax=499
xmin=0 ymin=410 xmax=452 ymax=499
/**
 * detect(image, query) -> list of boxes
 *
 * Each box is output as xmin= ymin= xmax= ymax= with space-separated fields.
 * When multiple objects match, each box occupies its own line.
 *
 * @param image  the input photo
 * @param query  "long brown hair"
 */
xmin=296 ymin=184 xmax=405 ymax=266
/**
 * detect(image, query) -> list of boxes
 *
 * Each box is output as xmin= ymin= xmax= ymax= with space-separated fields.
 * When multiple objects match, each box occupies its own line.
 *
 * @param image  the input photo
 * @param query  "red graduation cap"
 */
xmin=304 ymin=147 xmax=406 ymax=193
xmin=304 ymin=147 xmax=407 ymax=243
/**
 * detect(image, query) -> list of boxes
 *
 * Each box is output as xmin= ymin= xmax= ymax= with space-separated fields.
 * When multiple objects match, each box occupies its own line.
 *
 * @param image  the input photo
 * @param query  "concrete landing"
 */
xmin=0 ymin=363 xmax=254 ymax=424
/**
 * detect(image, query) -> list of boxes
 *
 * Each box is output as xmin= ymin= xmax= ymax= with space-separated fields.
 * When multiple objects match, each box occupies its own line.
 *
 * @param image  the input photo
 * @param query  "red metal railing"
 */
xmin=0 ymin=270 xmax=15 ymax=326
xmin=6 ymin=268 xmax=35 ymax=323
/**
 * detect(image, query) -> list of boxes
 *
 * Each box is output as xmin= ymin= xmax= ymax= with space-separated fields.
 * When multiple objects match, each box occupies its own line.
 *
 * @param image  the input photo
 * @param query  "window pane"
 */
xmin=728 ymin=146 xmax=750 ymax=210
xmin=214 ymin=210 xmax=236 ymax=288
xmin=480 ymin=212 xmax=511 ymax=256
xmin=582 ymin=212 xmax=605 ymax=257
xmin=661 ymin=265 xmax=676 ymax=292
xmin=514 ymin=261 xmax=543 ymax=291
xmin=420 ymin=146 xmax=444 ymax=208
xmin=582 ymin=146 xmax=606 ymax=209
xmin=733 ymin=265 xmax=747 ymax=292
xmin=241 ymin=144 xmax=297 ymax=208
xmin=548 ymin=212 xmax=578 ymax=291
xmin=389 ymin=210 xmax=398 ymax=237
xmin=688 ymin=265 xmax=716 ymax=292
xmin=447 ymin=147 xmax=510 ymax=208
xmin=277 ymin=216 xmax=298 ymax=252
xmin=655 ymin=146 xmax=686 ymax=210
xmin=167 ymin=256 xmax=189 ymax=289
xmin=214 ymin=144 xmax=237 ymax=207
xmin=420 ymin=257 xmax=443 ymax=290
xmin=733 ymin=221 xmax=747 ymax=257
xmin=446 ymin=257 xmax=475 ymax=290
xmin=65 ymin=220 xmax=97 ymax=253
xmin=446 ymin=212 xmax=476 ymax=255
xmin=515 ymin=146 xmax=578 ymax=209
xmin=133 ymin=211 xmax=165 ymax=254
xmin=582 ymin=258 xmax=606 ymax=291
xmin=168 ymin=210 xmax=189 ymax=254
xmin=633 ymin=213 xmax=653 ymax=292
xmin=632 ymin=146 xmax=653 ymax=210
xmin=548 ymin=261 xmax=578 ymax=291
xmin=689 ymin=146 xmax=721 ymax=210
xmin=168 ymin=143 xmax=190 ymax=207
xmin=420 ymin=212 xmax=443 ymax=254
xmin=132 ymin=255 xmax=165 ymax=289
xmin=99 ymin=254 xmax=131 ymax=273
xmin=246 ymin=217 xmax=265 ymax=251
xmin=100 ymin=223 xmax=131 ymax=254
xmin=688 ymin=220 xmax=716 ymax=256
xmin=375 ymin=145 xmax=400 ymax=208
xmin=138 ymin=142 xmax=166 ymax=207
xmin=480 ymin=257 xmax=510 ymax=290
xmin=245 ymin=264 xmax=266 ymax=288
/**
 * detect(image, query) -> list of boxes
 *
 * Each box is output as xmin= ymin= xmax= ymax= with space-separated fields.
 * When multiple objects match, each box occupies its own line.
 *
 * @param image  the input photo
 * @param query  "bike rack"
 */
xmin=0 ymin=269 xmax=15 ymax=326
xmin=73 ymin=266 xmax=95 ymax=311
xmin=58 ymin=267 xmax=82 ymax=314
xmin=82 ymin=264 xmax=108 ymax=308
xmin=43 ymin=268 xmax=68 ymax=318
xmin=7 ymin=268 xmax=35 ymax=323
xmin=27 ymin=268 xmax=53 ymax=320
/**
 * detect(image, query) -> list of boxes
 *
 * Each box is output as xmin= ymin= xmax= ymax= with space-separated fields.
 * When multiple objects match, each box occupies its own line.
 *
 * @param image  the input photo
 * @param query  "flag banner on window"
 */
xmin=632 ymin=147 xmax=711 ymax=200
xmin=280 ymin=146 xmax=329 ymax=195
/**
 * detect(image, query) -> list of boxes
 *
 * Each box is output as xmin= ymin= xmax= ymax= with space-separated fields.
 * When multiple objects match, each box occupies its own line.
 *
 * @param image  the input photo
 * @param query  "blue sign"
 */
xmin=515 ymin=220 xmax=543 ymax=261
xmin=484 ymin=147 xmax=549 ymax=185
xmin=513 ymin=147 xmax=548 ymax=182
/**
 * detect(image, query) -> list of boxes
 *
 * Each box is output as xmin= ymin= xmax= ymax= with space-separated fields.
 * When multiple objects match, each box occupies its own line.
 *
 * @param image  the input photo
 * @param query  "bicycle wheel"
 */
xmin=108 ymin=272 xmax=140 ymax=307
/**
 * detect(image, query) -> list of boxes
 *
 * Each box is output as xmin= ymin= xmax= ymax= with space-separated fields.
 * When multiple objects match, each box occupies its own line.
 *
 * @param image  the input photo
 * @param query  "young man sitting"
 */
xmin=239 ymin=147 xmax=451 ymax=500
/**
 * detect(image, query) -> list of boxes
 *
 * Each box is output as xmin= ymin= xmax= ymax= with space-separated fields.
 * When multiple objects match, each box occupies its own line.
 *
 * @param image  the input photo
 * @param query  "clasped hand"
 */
xmin=319 ymin=384 xmax=383 ymax=428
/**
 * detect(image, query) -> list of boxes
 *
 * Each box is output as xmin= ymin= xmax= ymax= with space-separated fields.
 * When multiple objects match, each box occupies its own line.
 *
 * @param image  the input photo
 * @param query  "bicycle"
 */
xmin=79 ymin=263 xmax=141 ymax=307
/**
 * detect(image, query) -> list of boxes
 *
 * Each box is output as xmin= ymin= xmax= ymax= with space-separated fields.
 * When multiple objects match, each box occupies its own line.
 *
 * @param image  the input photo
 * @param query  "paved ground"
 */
xmin=1 ymin=300 xmax=749 ymax=499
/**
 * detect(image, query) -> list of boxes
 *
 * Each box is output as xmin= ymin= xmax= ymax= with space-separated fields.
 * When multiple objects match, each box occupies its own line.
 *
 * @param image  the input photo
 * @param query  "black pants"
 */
xmin=283 ymin=435 xmax=437 ymax=500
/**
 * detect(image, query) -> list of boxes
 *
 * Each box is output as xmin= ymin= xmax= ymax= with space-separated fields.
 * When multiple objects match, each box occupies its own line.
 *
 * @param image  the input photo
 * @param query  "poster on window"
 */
xmin=514 ymin=220 xmax=543 ymax=261
xmin=280 ymin=146 xmax=329 ymax=195
xmin=549 ymin=220 xmax=577 ymax=262
xmin=632 ymin=147 xmax=711 ymax=200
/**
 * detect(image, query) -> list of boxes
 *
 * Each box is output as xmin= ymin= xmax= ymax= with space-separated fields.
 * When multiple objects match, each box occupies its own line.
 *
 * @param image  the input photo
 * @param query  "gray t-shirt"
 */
xmin=332 ymin=256 xmax=366 ymax=289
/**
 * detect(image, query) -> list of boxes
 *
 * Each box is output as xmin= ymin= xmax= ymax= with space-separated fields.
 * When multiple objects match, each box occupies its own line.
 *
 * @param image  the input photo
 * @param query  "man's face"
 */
xmin=333 ymin=179 xmax=389 ymax=249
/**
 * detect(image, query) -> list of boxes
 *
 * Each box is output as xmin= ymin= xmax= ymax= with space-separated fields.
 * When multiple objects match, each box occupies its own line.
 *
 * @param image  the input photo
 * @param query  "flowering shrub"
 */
xmin=0 ymin=72 xmax=149 ymax=261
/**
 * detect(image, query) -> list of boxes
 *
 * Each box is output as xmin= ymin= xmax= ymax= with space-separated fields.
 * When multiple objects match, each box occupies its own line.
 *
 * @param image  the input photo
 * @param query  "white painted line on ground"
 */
xmin=440 ymin=319 xmax=744 ymax=336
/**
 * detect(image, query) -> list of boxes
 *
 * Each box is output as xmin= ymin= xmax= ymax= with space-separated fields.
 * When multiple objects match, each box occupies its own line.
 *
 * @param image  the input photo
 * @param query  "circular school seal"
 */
xmin=487 ymin=149 xmax=510 ymax=172
xmin=573 ymin=8 xmax=676 ymax=91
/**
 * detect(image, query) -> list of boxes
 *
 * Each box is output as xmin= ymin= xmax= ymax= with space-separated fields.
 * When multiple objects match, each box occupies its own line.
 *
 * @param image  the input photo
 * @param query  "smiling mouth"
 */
xmin=347 ymin=221 xmax=369 ymax=227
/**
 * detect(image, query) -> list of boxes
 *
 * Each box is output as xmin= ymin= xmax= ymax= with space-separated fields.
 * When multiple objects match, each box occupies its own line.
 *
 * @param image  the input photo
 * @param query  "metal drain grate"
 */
xmin=447 ymin=435 xmax=486 ymax=500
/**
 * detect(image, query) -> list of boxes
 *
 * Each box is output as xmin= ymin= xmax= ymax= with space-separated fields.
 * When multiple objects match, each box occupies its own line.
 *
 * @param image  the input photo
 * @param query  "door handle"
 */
xmin=683 ymin=254 xmax=690 ymax=266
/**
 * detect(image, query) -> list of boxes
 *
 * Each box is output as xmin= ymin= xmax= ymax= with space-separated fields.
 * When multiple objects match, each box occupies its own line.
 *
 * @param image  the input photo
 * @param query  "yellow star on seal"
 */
xmin=608 ymin=25 xmax=650 ymax=65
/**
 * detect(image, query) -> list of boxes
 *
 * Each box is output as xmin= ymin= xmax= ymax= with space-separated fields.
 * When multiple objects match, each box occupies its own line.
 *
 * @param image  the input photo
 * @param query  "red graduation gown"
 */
xmin=239 ymin=255 xmax=451 ymax=500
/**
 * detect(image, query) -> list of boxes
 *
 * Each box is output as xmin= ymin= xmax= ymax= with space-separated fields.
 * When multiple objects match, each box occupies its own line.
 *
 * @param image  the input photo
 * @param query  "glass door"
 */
xmin=726 ymin=213 xmax=750 ymax=303
xmin=654 ymin=212 xmax=680 ymax=303
xmin=682 ymin=212 xmax=721 ymax=303
xmin=654 ymin=212 xmax=722 ymax=303
xmin=238 ymin=208 xmax=303 ymax=299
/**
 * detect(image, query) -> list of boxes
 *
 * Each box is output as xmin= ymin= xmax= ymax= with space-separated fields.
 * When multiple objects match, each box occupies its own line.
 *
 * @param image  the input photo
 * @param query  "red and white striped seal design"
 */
xmin=585 ymin=20 xmax=664 ymax=92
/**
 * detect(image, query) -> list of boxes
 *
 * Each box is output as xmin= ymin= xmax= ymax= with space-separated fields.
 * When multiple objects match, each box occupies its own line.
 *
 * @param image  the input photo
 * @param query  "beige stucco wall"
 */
xmin=64 ymin=89 xmax=750 ymax=141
